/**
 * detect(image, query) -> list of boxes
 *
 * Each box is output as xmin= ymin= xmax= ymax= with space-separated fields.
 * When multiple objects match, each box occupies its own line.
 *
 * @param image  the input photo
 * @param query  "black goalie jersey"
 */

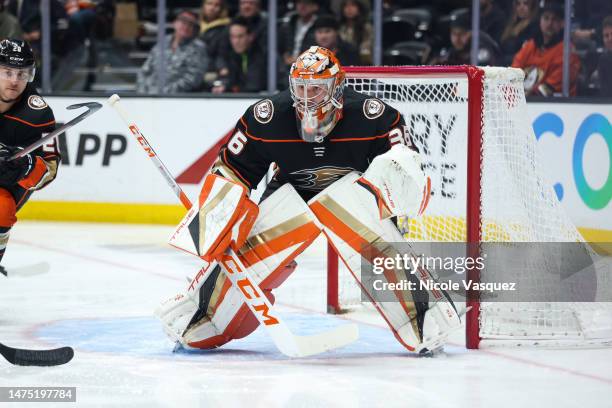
xmin=213 ymin=87 xmax=415 ymax=201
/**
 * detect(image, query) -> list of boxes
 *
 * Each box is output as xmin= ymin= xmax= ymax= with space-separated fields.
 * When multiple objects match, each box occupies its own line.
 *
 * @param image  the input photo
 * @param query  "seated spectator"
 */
xmin=0 ymin=2 xmax=23 ymax=39
xmin=236 ymin=0 xmax=267 ymax=50
xmin=199 ymin=0 xmax=230 ymax=62
xmin=338 ymin=0 xmax=372 ymax=64
xmin=279 ymin=0 xmax=320 ymax=67
xmin=573 ymin=0 xmax=612 ymax=38
xmin=604 ymin=16 xmax=612 ymax=51
xmin=137 ymin=10 xmax=209 ymax=94
xmin=512 ymin=3 xmax=580 ymax=96
xmin=479 ymin=0 xmax=505 ymax=44
xmin=596 ymin=16 xmax=612 ymax=96
xmin=429 ymin=10 xmax=499 ymax=66
xmin=212 ymin=16 xmax=267 ymax=93
xmin=6 ymin=0 xmax=67 ymax=54
xmin=63 ymin=0 xmax=98 ymax=46
xmin=499 ymin=0 xmax=539 ymax=64
xmin=314 ymin=15 xmax=360 ymax=66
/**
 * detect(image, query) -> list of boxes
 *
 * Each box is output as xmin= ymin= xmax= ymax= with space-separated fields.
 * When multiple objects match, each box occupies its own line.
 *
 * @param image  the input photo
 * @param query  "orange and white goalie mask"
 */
xmin=289 ymin=46 xmax=345 ymax=143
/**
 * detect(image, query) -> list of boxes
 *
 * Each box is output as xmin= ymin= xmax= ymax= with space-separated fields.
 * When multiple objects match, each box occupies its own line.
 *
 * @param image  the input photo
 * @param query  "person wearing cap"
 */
xmin=137 ymin=10 xmax=210 ymax=94
xmin=511 ymin=2 xmax=580 ymax=96
xmin=314 ymin=14 xmax=360 ymax=66
xmin=429 ymin=9 xmax=499 ymax=66
xmin=279 ymin=0 xmax=321 ymax=67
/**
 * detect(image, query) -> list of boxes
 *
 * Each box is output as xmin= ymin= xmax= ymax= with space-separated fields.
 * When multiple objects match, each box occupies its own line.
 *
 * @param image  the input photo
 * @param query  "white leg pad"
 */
xmin=309 ymin=172 xmax=461 ymax=352
xmin=157 ymin=183 xmax=321 ymax=349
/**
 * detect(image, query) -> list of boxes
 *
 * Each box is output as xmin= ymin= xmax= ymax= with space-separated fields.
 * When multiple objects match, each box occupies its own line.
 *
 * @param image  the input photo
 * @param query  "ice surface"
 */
xmin=1 ymin=222 xmax=611 ymax=407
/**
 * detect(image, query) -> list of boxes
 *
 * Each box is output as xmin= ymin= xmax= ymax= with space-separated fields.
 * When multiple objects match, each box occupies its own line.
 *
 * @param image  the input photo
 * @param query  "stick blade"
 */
xmin=294 ymin=323 xmax=359 ymax=357
xmin=0 ymin=343 xmax=74 ymax=366
xmin=265 ymin=320 xmax=359 ymax=358
xmin=67 ymin=101 xmax=102 ymax=111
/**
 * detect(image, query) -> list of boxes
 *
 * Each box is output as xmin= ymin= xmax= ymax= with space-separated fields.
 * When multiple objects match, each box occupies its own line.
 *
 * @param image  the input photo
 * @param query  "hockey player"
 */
xmin=0 ymin=39 xmax=59 ymax=277
xmin=157 ymin=46 xmax=461 ymax=354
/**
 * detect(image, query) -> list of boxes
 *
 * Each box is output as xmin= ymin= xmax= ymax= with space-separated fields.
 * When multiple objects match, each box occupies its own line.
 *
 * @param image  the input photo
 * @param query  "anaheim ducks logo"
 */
xmin=28 ymin=95 xmax=48 ymax=110
xmin=254 ymin=99 xmax=273 ymax=124
xmin=290 ymin=166 xmax=356 ymax=191
xmin=297 ymin=51 xmax=329 ymax=73
xmin=363 ymin=99 xmax=385 ymax=119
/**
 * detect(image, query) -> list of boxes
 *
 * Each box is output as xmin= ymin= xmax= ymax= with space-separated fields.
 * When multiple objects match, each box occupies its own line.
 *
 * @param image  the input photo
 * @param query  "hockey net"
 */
xmin=331 ymin=66 xmax=612 ymax=348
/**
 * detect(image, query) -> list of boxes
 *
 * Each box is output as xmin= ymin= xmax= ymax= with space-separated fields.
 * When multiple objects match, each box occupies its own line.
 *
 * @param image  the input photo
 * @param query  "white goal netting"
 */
xmin=341 ymin=66 xmax=612 ymax=347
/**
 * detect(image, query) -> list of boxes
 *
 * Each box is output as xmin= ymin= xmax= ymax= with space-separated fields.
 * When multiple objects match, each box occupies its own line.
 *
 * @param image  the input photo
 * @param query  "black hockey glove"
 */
xmin=0 ymin=143 xmax=34 ymax=186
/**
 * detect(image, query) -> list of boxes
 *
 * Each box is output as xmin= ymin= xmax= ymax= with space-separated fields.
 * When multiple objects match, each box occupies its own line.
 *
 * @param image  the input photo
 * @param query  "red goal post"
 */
xmin=326 ymin=65 xmax=612 ymax=349
xmin=327 ymin=65 xmax=483 ymax=348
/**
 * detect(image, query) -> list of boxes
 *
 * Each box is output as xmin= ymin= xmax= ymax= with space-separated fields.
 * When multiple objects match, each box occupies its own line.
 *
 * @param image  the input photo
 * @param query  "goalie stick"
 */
xmin=107 ymin=94 xmax=359 ymax=357
xmin=0 ymin=342 xmax=74 ymax=366
xmin=8 ymin=102 xmax=102 ymax=160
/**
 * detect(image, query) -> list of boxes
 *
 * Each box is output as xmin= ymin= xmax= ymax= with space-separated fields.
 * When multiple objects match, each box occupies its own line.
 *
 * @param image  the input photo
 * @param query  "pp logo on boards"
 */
xmin=533 ymin=113 xmax=612 ymax=209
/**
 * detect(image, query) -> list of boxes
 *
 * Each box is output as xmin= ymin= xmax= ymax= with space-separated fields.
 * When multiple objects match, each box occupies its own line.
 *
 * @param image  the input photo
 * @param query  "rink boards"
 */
xmin=17 ymin=95 xmax=612 ymax=242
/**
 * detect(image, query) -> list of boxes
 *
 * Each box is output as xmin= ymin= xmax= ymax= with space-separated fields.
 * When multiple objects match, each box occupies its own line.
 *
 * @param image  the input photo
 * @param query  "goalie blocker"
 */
xmin=158 ymin=144 xmax=460 ymax=353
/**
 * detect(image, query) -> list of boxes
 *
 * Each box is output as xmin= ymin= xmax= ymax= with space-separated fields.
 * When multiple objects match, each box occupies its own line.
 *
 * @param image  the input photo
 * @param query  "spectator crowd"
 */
xmin=0 ymin=0 xmax=610 ymax=97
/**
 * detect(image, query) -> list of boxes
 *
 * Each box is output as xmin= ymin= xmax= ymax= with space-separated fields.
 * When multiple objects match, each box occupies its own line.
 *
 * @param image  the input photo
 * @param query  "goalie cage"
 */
xmin=325 ymin=65 xmax=612 ymax=349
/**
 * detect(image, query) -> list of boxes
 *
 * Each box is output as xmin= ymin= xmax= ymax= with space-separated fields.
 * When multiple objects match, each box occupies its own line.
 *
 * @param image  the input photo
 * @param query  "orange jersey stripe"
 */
xmin=4 ymin=115 xmax=55 ymax=128
xmin=390 ymin=111 xmax=401 ymax=127
xmin=240 ymin=118 xmax=306 ymax=143
xmin=328 ymin=133 xmax=390 ymax=142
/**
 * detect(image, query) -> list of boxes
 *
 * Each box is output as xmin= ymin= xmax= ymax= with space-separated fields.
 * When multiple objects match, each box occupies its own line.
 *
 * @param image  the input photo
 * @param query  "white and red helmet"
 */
xmin=289 ymin=46 xmax=345 ymax=143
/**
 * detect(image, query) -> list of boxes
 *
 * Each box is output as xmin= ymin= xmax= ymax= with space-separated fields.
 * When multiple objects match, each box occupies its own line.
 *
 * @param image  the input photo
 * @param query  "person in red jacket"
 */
xmin=511 ymin=2 xmax=581 ymax=96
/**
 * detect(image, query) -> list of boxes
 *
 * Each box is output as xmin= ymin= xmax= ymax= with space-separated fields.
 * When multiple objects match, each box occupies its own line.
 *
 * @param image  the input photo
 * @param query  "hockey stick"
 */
xmin=9 ymin=102 xmax=102 ymax=160
xmin=0 ymin=342 xmax=74 ymax=366
xmin=219 ymin=249 xmax=359 ymax=357
xmin=106 ymin=95 xmax=191 ymax=209
xmin=108 ymin=94 xmax=359 ymax=357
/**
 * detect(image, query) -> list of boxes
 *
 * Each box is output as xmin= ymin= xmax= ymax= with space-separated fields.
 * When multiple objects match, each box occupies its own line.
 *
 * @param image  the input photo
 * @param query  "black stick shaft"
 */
xmin=9 ymin=102 xmax=102 ymax=160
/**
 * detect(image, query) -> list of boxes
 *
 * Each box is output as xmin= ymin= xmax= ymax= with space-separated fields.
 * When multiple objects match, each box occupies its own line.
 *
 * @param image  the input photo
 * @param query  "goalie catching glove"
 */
xmin=359 ymin=143 xmax=431 ymax=219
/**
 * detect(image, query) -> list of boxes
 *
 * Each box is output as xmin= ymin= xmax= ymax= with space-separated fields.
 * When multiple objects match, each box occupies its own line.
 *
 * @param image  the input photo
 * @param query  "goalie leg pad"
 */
xmin=155 ymin=261 xmax=291 ymax=349
xmin=309 ymin=172 xmax=461 ymax=353
xmin=159 ymin=183 xmax=319 ymax=349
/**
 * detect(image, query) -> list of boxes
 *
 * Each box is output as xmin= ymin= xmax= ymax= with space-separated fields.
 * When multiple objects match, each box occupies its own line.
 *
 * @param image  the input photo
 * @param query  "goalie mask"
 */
xmin=289 ymin=46 xmax=345 ymax=143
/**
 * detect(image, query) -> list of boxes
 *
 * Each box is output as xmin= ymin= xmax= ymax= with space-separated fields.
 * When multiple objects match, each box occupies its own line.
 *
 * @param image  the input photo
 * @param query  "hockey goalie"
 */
xmin=156 ymin=46 xmax=462 ymax=355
